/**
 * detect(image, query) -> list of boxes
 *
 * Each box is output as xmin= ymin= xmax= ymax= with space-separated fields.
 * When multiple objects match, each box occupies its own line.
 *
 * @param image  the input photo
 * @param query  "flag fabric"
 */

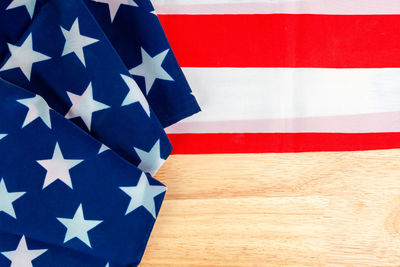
xmin=83 ymin=0 xmax=201 ymax=127
xmin=0 ymin=0 xmax=172 ymax=176
xmin=0 ymin=78 xmax=165 ymax=266
xmin=153 ymin=0 xmax=400 ymax=154
xmin=0 ymin=0 xmax=200 ymax=266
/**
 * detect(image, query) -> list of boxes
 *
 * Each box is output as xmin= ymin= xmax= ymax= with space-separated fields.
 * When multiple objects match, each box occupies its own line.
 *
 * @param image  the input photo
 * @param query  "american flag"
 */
xmin=0 ymin=0 xmax=199 ymax=266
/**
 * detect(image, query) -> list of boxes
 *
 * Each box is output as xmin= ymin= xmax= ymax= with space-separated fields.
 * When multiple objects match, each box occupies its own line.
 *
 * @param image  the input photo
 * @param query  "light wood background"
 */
xmin=140 ymin=149 xmax=400 ymax=266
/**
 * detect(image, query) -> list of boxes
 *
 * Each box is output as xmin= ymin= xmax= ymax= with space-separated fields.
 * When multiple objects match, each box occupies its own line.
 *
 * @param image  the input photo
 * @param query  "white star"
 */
xmin=0 ymin=34 xmax=50 ymax=80
xmin=120 ymin=74 xmax=150 ymax=117
xmin=65 ymin=82 xmax=110 ymax=131
xmin=0 ymin=179 xmax=25 ymax=219
xmin=1 ymin=236 xmax=47 ymax=267
xmin=37 ymin=143 xmax=83 ymax=189
xmin=129 ymin=48 xmax=174 ymax=95
xmin=120 ymin=173 xmax=166 ymax=218
xmin=6 ymin=0 xmax=37 ymax=18
xmin=17 ymin=95 xmax=52 ymax=129
xmin=91 ymin=0 xmax=137 ymax=22
xmin=57 ymin=204 xmax=102 ymax=248
xmin=61 ymin=18 xmax=99 ymax=67
xmin=98 ymin=144 xmax=110 ymax=154
xmin=134 ymin=139 xmax=165 ymax=176
xmin=0 ymin=134 xmax=7 ymax=140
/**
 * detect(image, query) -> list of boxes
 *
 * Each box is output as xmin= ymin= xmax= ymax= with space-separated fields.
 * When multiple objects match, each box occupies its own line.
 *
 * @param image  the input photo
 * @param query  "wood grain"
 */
xmin=140 ymin=149 xmax=400 ymax=266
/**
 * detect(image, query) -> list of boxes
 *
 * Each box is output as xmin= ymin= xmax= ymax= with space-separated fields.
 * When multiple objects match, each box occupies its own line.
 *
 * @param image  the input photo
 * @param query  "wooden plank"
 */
xmin=141 ymin=149 xmax=400 ymax=266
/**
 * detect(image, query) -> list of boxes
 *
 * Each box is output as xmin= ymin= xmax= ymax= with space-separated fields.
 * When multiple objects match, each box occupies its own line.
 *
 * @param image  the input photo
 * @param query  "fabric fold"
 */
xmin=0 ymin=78 xmax=165 ymax=266
xmin=84 ymin=0 xmax=201 ymax=127
xmin=0 ymin=0 xmax=171 ymax=176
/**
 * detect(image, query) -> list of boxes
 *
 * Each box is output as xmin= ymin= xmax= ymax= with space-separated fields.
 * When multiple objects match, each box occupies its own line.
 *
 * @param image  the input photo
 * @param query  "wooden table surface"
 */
xmin=140 ymin=149 xmax=400 ymax=266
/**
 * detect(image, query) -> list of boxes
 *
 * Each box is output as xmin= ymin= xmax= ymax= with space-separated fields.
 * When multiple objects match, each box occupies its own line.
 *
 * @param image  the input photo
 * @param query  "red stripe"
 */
xmin=159 ymin=14 xmax=400 ymax=68
xmin=168 ymin=133 xmax=400 ymax=154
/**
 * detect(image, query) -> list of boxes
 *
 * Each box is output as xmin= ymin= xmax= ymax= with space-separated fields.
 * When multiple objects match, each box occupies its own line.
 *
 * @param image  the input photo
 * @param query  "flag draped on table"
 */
xmin=0 ymin=0 xmax=199 ymax=266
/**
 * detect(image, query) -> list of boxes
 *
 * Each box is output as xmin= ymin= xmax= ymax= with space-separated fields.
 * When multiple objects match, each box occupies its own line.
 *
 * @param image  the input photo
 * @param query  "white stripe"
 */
xmin=166 ymin=113 xmax=400 ymax=133
xmin=152 ymin=0 xmax=400 ymax=14
xmin=155 ymin=0 xmax=300 ymax=4
xmin=166 ymin=68 xmax=400 ymax=133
